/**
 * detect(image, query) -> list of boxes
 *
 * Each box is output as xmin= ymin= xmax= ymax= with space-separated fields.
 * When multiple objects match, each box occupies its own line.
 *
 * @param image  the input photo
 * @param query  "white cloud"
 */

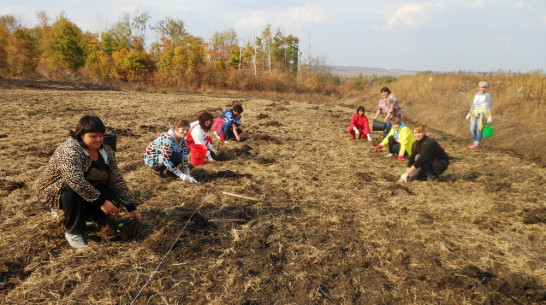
xmin=512 ymin=2 xmax=531 ymax=9
xmin=235 ymin=11 xmax=268 ymax=31
xmin=386 ymin=3 xmax=442 ymax=29
xmin=285 ymin=4 xmax=329 ymax=24
xmin=230 ymin=4 xmax=329 ymax=37
xmin=457 ymin=0 xmax=487 ymax=8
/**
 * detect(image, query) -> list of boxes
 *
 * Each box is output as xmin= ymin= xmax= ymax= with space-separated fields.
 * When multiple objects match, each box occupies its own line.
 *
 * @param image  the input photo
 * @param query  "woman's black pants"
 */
xmin=60 ymin=185 xmax=109 ymax=235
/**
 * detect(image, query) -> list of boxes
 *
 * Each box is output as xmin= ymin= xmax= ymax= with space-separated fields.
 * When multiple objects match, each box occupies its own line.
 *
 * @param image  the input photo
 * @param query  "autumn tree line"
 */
xmin=0 ymin=11 xmax=372 ymax=95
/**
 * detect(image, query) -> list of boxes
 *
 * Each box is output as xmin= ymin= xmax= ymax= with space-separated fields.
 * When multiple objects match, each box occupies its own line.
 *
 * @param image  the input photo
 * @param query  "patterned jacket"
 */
xmin=144 ymin=129 xmax=189 ymax=178
xmin=37 ymin=137 xmax=137 ymax=212
xmin=377 ymin=93 xmax=403 ymax=120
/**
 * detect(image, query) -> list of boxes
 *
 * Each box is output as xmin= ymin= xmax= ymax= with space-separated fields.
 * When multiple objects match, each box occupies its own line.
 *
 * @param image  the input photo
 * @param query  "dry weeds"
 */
xmin=0 ymin=80 xmax=544 ymax=304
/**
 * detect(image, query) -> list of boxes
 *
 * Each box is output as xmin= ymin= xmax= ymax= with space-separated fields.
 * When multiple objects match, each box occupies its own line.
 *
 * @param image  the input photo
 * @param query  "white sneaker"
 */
xmin=384 ymin=153 xmax=393 ymax=158
xmin=65 ymin=232 xmax=87 ymax=248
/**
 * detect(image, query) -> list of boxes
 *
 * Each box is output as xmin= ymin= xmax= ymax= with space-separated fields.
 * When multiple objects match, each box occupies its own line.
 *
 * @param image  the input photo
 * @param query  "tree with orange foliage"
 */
xmin=6 ymin=28 xmax=38 ymax=76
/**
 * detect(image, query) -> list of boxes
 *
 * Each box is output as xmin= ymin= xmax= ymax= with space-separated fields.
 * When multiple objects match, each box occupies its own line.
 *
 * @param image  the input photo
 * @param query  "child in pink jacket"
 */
xmin=348 ymin=106 xmax=372 ymax=141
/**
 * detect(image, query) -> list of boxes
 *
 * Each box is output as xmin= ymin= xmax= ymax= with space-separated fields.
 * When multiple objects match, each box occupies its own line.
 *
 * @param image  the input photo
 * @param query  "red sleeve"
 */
xmin=362 ymin=116 xmax=370 ymax=135
xmin=349 ymin=113 xmax=358 ymax=129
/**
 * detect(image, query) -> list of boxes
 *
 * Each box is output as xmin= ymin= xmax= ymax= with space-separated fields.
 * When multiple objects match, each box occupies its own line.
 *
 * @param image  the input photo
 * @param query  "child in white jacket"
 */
xmin=186 ymin=112 xmax=218 ymax=161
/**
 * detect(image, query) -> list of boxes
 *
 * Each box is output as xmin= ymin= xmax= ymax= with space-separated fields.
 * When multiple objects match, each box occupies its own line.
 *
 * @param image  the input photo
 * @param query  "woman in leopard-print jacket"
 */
xmin=38 ymin=116 xmax=141 ymax=248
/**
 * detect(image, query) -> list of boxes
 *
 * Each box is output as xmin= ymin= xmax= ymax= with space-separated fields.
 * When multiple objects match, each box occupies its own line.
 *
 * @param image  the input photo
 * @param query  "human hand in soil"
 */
xmin=101 ymin=200 xmax=119 ymax=215
xmin=374 ymin=144 xmax=382 ymax=152
xmin=129 ymin=210 xmax=142 ymax=222
xmin=367 ymin=134 xmax=372 ymax=142
xmin=180 ymin=174 xmax=198 ymax=183
xmin=398 ymin=155 xmax=404 ymax=162
xmin=399 ymin=173 xmax=408 ymax=182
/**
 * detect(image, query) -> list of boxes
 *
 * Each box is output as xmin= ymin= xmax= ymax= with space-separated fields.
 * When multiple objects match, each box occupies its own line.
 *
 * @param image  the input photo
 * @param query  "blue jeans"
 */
xmin=221 ymin=121 xmax=242 ymax=141
xmin=383 ymin=121 xmax=392 ymax=138
xmin=469 ymin=117 xmax=483 ymax=144
xmin=156 ymin=151 xmax=183 ymax=171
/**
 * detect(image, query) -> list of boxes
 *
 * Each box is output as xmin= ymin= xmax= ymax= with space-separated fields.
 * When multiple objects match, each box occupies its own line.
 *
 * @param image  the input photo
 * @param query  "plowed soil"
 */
xmin=0 ymin=80 xmax=544 ymax=304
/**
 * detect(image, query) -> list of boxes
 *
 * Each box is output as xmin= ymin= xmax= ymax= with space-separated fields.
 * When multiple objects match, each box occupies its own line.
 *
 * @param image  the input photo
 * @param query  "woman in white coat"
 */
xmin=186 ymin=112 xmax=218 ymax=161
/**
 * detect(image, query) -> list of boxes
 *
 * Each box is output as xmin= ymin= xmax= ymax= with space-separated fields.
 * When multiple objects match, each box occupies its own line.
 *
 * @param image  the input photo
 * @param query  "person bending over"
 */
xmin=186 ymin=112 xmax=218 ymax=161
xmin=144 ymin=120 xmax=197 ymax=183
xmin=373 ymin=87 xmax=403 ymax=137
xmin=214 ymin=104 xmax=246 ymax=142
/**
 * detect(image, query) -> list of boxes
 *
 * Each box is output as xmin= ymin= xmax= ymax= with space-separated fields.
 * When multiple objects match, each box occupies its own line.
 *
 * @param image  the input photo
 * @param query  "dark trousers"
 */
xmin=410 ymin=154 xmax=449 ymax=179
xmin=424 ymin=158 xmax=449 ymax=177
xmin=158 ymin=151 xmax=182 ymax=171
xmin=387 ymin=136 xmax=408 ymax=155
xmin=60 ymin=185 xmax=110 ymax=235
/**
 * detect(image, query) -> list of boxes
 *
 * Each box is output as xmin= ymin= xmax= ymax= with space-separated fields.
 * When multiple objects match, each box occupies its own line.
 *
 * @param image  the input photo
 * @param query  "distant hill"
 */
xmin=328 ymin=66 xmax=418 ymax=77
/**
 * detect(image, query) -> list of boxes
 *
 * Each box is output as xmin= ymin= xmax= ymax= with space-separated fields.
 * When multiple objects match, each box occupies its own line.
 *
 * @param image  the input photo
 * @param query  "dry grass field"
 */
xmin=0 ymin=79 xmax=545 ymax=304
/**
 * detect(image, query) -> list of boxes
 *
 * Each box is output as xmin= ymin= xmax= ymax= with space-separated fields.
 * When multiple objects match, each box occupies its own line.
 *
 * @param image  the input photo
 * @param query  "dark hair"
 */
xmin=380 ymin=87 xmax=391 ymax=94
xmin=391 ymin=117 xmax=401 ymax=125
xmin=232 ymin=104 xmax=243 ymax=114
xmin=174 ymin=120 xmax=190 ymax=129
xmin=69 ymin=116 xmax=105 ymax=145
xmin=198 ymin=112 xmax=214 ymax=131
xmin=356 ymin=106 xmax=365 ymax=114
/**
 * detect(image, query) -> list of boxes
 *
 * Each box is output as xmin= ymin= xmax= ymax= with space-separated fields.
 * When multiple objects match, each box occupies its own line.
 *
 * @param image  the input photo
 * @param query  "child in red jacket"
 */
xmin=348 ymin=106 xmax=372 ymax=141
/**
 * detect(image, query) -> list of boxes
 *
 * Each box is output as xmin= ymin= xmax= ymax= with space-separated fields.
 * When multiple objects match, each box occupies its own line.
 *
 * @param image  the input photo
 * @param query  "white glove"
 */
xmin=207 ymin=155 xmax=215 ymax=161
xmin=465 ymin=113 xmax=471 ymax=120
xmin=487 ymin=116 xmax=492 ymax=123
xmin=399 ymin=173 xmax=408 ymax=182
xmin=210 ymin=147 xmax=218 ymax=156
xmin=180 ymin=174 xmax=198 ymax=183
xmin=366 ymin=134 xmax=372 ymax=142
xmin=353 ymin=127 xmax=360 ymax=138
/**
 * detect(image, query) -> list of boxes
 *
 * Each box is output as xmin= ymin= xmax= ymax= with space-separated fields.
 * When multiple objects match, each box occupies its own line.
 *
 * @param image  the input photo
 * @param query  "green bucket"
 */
xmin=483 ymin=126 xmax=494 ymax=138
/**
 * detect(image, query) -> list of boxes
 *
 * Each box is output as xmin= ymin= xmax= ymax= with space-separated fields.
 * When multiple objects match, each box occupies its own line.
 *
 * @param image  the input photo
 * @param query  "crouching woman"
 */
xmin=38 ymin=116 xmax=142 ymax=248
xmin=186 ymin=112 xmax=218 ymax=161
xmin=399 ymin=124 xmax=449 ymax=182
xmin=144 ymin=120 xmax=197 ymax=183
xmin=213 ymin=104 xmax=246 ymax=142
xmin=374 ymin=117 xmax=415 ymax=162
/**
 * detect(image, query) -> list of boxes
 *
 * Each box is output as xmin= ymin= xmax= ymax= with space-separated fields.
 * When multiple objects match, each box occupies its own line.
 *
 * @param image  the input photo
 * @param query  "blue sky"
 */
xmin=2 ymin=0 xmax=545 ymax=72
